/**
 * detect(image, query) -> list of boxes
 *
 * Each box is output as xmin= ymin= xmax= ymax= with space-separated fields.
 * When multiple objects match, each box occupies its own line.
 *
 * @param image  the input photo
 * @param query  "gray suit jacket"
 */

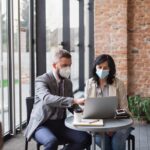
xmin=24 ymin=72 xmax=74 ymax=140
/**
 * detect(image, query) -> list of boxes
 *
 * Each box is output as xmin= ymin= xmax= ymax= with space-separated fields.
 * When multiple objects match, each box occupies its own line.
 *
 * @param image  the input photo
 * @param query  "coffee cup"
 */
xmin=73 ymin=108 xmax=83 ymax=123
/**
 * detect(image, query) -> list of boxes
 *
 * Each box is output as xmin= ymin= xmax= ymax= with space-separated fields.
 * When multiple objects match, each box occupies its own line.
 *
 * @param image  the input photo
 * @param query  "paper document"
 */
xmin=73 ymin=119 xmax=103 ymax=126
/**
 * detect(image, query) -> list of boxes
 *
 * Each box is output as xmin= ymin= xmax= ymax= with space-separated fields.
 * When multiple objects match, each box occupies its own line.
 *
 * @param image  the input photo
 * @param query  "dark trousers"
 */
xmin=34 ymin=120 xmax=91 ymax=150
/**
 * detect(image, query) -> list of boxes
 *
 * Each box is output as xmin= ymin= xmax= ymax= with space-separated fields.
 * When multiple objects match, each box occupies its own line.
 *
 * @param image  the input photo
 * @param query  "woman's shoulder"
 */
xmin=113 ymin=77 xmax=125 ymax=87
xmin=86 ymin=77 xmax=96 ymax=84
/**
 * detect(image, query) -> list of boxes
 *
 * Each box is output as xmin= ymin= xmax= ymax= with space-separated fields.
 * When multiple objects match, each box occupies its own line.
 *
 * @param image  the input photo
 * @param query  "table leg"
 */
xmin=100 ymin=132 xmax=105 ymax=150
xmin=91 ymin=132 xmax=96 ymax=150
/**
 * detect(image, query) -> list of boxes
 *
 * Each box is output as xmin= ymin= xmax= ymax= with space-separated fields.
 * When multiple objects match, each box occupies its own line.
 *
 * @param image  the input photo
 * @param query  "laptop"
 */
xmin=82 ymin=96 xmax=118 ymax=119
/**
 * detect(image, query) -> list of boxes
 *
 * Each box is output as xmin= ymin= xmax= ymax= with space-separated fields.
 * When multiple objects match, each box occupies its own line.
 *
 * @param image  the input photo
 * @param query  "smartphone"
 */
xmin=116 ymin=109 xmax=126 ymax=115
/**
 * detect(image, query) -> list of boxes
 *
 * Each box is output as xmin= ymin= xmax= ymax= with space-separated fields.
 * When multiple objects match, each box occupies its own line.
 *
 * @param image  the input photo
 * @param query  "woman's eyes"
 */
xmin=97 ymin=67 xmax=108 ymax=70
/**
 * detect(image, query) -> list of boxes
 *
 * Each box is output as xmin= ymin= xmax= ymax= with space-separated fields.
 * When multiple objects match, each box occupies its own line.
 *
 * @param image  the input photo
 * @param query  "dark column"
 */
xmin=36 ymin=0 xmax=46 ymax=76
xmin=63 ymin=0 xmax=70 ymax=51
xmin=79 ymin=0 xmax=85 ymax=90
xmin=88 ymin=0 xmax=94 ymax=77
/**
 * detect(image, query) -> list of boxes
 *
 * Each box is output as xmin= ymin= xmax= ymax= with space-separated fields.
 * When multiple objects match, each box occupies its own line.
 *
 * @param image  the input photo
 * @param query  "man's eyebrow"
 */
xmin=62 ymin=64 xmax=70 ymax=66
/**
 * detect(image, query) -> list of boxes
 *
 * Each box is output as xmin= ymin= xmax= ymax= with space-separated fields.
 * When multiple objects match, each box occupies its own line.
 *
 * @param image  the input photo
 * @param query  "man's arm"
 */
xmin=35 ymin=77 xmax=85 ymax=108
xmin=35 ymin=79 xmax=74 ymax=107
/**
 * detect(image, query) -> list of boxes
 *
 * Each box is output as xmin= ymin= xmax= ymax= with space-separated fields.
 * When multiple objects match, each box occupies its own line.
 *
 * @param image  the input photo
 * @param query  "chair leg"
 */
xmin=132 ymin=135 xmax=135 ymax=150
xmin=128 ymin=138 xmax=130 ymax=150
xmin=25 ymin=138 xmax=28 ymax=150
xmin=128 ymin=134 xmax=135 ymax=150
xmin=37 ymin=143 xmax=40 ymax=150
xmin=86 ymin=146 xmax=91 ymax=150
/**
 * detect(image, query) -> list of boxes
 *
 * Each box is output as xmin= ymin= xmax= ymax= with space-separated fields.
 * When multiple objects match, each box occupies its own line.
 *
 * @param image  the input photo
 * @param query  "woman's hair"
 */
xmin=92 ymin=54 xmax=116 ymax=85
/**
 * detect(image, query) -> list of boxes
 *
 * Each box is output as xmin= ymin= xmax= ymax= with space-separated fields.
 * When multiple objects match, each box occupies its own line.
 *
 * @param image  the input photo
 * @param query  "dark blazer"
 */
xmin=24 ymin=71 xmax=74 ymax=140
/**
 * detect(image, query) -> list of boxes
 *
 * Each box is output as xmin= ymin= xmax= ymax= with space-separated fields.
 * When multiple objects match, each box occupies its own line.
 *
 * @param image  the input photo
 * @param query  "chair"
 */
xmin=25 ymin=97 xmax=62 ymax=150
xmin=25 ymin=97 xmax=36 ymax=150
xmin=25 ymin=97 xmax=90 ymax=150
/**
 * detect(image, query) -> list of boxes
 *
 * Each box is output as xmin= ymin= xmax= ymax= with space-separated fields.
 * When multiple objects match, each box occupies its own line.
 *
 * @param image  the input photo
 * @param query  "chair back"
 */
xmin=26 ymin=97 xmax=34 ymax=124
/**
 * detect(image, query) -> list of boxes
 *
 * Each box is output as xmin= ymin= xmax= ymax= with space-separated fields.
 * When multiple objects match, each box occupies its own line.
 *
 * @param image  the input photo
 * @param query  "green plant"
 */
xmin=0 ymin=79 xmax=19 ymax=88
xmin=141 ymin=97 xmax=150 ymax=122
xmin=128 ymin=95 xmax=142 ymax=120
xmin=128 ymin=95 xmax=150 ymax=122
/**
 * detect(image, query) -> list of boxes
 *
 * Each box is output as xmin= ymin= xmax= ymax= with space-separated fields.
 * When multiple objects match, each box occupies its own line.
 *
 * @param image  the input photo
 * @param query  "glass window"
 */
xmin=70 ymin=0 xmax=79 ymax=91
xmin=0 ymin=0 xmax=32 ymax=134
xmin=0 ymin=0 xmax=9 ymax=133
xmin=20 ymin=0 xmax=30 ymax=124
xmin=46 ymin=0 xmax=63 ymax=72
xmin=12 ymin=0 xmax=30 ymax=128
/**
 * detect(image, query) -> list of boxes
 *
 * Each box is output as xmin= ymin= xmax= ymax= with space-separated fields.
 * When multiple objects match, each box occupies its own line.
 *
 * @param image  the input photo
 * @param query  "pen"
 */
xmin=89 ymin=120 xmax=99 ymax=124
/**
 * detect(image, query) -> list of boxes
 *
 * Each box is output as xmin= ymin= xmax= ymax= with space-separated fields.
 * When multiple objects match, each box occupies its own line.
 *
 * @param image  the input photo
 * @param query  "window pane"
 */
xmin=70 ymin=0 xmax=79 ymax=91
xmin=0 ymin=0 xmax=9 ymax=133
xmin=46 ymin=0 xmax=63 ymax=72
xmin=20 ymin=0 xmax=30 ymax=123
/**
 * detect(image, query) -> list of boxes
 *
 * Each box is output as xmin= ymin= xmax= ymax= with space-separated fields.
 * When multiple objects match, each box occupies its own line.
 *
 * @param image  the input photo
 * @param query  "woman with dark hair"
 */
xmin=85 ymin=54 xmax=132 ymax=150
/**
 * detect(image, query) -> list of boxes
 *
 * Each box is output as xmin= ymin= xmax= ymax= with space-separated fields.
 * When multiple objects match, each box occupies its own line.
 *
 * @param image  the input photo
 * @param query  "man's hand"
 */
xmin=73 ymin=98 xmax=85 ymax=105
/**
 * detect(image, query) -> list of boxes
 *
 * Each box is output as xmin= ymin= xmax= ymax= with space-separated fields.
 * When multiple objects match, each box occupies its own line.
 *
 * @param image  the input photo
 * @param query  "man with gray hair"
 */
xmin=25 ymin=49 xmax=91 ymax=150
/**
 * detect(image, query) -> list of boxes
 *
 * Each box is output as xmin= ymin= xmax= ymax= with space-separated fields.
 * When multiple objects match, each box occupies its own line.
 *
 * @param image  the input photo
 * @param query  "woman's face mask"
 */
xmin=96 ymin=69 xmax=109 ymax=79
xmin=59 ymin=66 xmax=71 ymax=78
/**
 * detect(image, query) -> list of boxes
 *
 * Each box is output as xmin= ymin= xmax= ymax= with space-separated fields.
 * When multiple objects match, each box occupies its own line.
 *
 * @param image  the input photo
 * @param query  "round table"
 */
xmin=65 ymin=116 xmax=133 ymax=150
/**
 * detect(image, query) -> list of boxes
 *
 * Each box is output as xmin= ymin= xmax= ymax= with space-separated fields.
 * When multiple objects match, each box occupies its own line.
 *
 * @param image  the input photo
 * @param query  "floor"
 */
xmin=3 ymin=120 xmax=150 ymax=150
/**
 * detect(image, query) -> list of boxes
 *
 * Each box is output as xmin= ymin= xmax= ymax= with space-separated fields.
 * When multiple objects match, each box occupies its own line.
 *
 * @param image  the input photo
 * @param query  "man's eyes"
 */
xmin=61 ymin=65 xmax=70 ymax=67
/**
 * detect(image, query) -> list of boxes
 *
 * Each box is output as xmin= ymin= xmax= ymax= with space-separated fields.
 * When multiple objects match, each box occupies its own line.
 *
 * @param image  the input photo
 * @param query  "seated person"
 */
xmin=84 ymin=54 xmax=133 ymax=150
xmin=24 ymin=49 xmax=91 ymax=150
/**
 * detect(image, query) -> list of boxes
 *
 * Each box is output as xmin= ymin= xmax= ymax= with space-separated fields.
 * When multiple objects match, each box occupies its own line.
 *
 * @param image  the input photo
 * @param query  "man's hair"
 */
xmin=52 ymin=48 xmax=71 ymax=63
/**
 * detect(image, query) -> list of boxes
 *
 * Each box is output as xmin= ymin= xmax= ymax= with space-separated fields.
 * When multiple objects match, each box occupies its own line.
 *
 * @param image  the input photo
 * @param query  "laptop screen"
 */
xmin=82 ymin=96 xmax=118 ymax=119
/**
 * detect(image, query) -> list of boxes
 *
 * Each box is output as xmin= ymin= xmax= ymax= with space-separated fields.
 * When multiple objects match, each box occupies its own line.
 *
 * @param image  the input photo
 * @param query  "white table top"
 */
xmin=65 ymin=116 xmax=133 ymax=132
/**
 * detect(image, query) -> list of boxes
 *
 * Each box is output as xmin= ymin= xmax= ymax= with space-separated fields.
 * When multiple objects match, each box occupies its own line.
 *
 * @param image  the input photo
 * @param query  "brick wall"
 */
xmin=95 ymin=0 xmax=128 ymax=83
xmin=95 ymin=0 xmax=150 ymax=97
xmin=127 ymin=0 xmax=150 ymax=96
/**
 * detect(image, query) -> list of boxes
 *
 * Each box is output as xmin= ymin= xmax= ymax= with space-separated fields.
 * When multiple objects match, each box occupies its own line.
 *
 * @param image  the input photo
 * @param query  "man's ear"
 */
xmin=52 ymin=63 xmax=56 ymax=69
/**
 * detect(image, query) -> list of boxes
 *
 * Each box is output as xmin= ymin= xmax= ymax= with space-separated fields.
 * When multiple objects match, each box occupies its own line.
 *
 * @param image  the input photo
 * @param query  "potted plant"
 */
xmin=128 ymin=95 xmax=142 ymax=120
xmin=128 ymin=95 xmax=150 ymax=122
xmin=141 ymin=97 xmax=150 ymax=122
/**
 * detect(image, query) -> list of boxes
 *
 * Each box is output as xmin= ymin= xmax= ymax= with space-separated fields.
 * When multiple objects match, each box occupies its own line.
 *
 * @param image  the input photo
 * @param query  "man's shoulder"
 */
xmin=36 ymin=72 xmax=53 ymax=81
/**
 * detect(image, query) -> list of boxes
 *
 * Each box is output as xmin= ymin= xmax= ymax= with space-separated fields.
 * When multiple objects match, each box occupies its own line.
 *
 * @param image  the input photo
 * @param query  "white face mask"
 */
xmin=96 ymin=69 xmax=109 ymax=79
xmin=59 ymin=66 xmax=71 ymax=78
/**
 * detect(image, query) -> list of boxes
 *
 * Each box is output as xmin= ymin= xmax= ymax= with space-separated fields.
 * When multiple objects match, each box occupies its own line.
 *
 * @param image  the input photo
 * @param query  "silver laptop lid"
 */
xmin=83 ymin=96 xmax=118 ymax=119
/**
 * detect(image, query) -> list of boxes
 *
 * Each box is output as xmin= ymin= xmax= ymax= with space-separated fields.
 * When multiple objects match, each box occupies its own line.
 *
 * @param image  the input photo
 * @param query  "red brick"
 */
xmin=94 ymin=0 xmax=150 ymax=96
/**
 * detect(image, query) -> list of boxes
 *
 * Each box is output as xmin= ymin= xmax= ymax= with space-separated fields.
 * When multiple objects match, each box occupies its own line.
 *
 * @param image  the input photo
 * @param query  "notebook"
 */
xmin=73 ymin=119 xmax=103 ymax=126
xmin=82 ymin=96 xmax=118 ymax=119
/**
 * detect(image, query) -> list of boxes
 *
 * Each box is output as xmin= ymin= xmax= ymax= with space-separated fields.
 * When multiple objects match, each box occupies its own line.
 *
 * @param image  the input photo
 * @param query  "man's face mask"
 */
xmin=59 ymin=66 xmax=71 ymax=79
xmin=96 ymin=69 xmax=109 ymax=79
